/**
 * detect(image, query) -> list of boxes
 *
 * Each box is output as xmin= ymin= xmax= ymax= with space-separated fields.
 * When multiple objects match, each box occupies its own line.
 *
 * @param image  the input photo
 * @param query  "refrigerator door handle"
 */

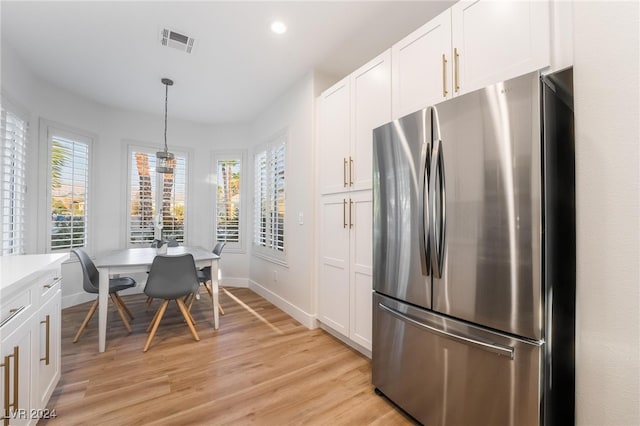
xmin=428 ymin=107 xmax=446 ymax=278
xmin=378 ymin=302 xmax=515 ymax=359
xmin=418 ymin=112 xmax=431 ymax=276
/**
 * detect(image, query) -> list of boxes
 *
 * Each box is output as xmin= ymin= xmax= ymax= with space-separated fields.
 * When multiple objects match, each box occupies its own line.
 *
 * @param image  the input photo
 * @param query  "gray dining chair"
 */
xmin=70 ymin=248 xmax=136 ymax=343
xmin=143 ymin=253 xmax=200 ymax=352
xmin=190 ymin=242 xmax=226 ymax=315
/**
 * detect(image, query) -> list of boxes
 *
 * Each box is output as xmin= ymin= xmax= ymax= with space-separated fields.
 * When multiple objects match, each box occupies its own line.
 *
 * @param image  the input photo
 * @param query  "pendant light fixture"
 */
xmin=157 ymin=78 xmax=175 ymax=174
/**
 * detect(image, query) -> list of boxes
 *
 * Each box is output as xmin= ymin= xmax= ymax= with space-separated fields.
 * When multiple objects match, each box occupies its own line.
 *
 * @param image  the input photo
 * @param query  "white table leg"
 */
xmin=211 ymin=258 xmax=219 ymax=329
xmin=97 ymin=267 xmax=109 ymax=352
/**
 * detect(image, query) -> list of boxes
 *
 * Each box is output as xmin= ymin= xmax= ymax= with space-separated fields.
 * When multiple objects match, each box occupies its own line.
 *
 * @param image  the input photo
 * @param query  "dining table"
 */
xmin=93 ymin=246 xmax=219 ymax=352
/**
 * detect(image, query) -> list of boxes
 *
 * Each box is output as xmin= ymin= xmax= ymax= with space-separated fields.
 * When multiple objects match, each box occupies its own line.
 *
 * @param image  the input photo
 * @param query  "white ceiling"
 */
xmin=1 ymin=1 xmax=453 ymax=124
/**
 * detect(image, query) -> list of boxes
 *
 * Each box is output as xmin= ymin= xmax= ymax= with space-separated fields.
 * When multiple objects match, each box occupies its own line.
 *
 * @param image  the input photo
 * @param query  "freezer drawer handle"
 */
xmin=378 ymin=303 xmax=514 ymax=359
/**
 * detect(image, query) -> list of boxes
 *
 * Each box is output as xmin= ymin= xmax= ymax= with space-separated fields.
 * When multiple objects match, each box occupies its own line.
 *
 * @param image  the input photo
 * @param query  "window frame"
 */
xmin=39 ymin=119 xmax=95 ymax=254
xmin=0 ymin=96 xmax=28 ymax=256
xmin=252 ymin=130 xmax=287 ymax=265
xmin=212 ymin=150 xmax=246 ymax=254
xmin=124 ymin=142 xmax=191 ymax=248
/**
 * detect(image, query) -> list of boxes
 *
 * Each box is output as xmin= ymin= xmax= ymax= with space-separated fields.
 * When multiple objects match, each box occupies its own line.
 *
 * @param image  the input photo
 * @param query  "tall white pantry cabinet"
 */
xmin=316 ymin=0 xmax=562 ymax=355
xmin=1 ymin=254 xmax=66 ymax=425
xmin=317 ymin=50 xmax=391 ymax=353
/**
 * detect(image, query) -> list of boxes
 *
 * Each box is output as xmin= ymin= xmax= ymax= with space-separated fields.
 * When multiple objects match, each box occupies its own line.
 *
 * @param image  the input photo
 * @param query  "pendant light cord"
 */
xmin=164 ymin=82 xmax=169 ymax=152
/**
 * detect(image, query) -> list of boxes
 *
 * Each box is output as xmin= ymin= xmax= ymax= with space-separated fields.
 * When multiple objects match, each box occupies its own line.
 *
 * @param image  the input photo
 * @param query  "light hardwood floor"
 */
xmin=41 ymin=287 xmax=415 ymax=425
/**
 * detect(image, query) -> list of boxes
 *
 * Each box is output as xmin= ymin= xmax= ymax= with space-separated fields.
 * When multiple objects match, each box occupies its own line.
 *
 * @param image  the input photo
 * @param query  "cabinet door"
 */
xmin=1 ymin=316 xmax=34 ymax=426
xmin=318 ymin=78 xmax=351 ymax=195
xmin=348 ymin=191 xmax=373 ymax=350
xmin=452 ymin=0 xmax=550 ymax=95
xmin=350 ymin=50 xmax=391 ymax=191
xmin=392 ymin=9 xmax=452 ymax=118
xmin=35 ymin=285 xmax=61 ymax=411
xmin=318 ymin=194 xmax=351 ymax=336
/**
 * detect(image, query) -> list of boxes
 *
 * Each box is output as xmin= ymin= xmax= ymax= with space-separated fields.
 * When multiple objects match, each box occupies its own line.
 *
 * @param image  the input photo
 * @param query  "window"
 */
xmin=253 ymin=134 xmax=286 ymax=258
xmin=214 ymin=151 xmax=244 ymax=251
xmin=48 ymin=129 xmax=90 ymax=251
xmin=0 ymin=102 xmax=27 ymax=255
xmin=127 ymin=145 xmax=187 ymax=246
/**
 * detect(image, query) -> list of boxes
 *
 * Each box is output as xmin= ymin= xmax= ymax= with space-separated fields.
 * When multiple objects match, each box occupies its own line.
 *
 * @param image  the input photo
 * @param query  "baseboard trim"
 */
xmin=220 ymin=277 xmax=249 ymax=288
xmin=318 ymin=322 xmax=372 ymax=359
xmin=248 ymin=279 xmax=316 ymax=329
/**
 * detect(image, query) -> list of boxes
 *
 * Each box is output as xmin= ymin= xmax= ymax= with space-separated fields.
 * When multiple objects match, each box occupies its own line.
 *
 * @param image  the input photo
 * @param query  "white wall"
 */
xmin=1 ymin=44 xmax=252 ymax=306
xmin=247 ymin=73 xmax=318 ymax=327
xmin=574 ymin=2 xmax=640 ymax=425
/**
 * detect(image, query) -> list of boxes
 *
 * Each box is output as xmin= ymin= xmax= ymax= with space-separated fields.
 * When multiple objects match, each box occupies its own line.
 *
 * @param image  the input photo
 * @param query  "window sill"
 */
xmin=251 ymin=250 xmax=288 ymax=268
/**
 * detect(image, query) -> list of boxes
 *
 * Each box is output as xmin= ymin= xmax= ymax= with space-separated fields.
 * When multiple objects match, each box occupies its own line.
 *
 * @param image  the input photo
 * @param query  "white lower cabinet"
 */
xmin=1 ymin=314 xmax=34 ymax=426
xmin=318 ymin=191 xmax=373 ymax=352
xmin=35 ymin=281 xmax=61 ymax=411
xmin=1 ymin=256 xmax=65 ymax=425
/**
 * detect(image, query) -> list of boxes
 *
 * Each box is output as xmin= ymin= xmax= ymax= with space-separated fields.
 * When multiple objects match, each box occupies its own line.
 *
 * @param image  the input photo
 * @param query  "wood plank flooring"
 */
xmin=41 ymin=287 xmax=415 ymax=425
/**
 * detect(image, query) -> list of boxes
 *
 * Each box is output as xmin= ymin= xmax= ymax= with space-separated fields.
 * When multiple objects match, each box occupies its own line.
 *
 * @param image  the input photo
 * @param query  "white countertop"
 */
xmin=1 ymin=253 xmax=69 ymax=294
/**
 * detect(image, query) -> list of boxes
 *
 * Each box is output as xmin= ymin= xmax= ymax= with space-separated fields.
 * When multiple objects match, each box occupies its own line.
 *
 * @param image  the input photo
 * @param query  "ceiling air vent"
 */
xmin=160 ymin=28 xmax=196 ymax=54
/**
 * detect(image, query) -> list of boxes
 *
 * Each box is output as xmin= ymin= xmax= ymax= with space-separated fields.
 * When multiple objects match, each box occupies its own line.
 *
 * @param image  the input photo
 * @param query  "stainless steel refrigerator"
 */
xmin=372 ymin=69 xmax=575 ymax=426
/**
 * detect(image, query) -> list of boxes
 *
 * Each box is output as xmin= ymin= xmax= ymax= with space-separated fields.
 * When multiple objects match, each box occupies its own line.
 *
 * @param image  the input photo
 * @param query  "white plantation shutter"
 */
xmin=254 ymin=151 xmax=268 ymax=247
xmin=49 ymin=135 xmax=90 ymax=250
xmin=253 ymin=137 xmax=285 ymax=255
xmin=162 ymin=155 xmax=187 ymax=243
xmin=216 ymin=159 xmax=241 ymax=244
xmin=271 ymin=143 xmax=285 ymax=251
xmin=129 ymin=149 xmax=157 ymax=245
xmin=127 ymin=146 xmax=187 ymax=246
xmin=0 ymin=106 xmax=27 ymax=255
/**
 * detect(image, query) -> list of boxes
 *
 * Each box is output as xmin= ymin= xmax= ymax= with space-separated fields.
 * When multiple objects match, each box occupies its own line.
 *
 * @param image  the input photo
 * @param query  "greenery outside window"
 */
xmin=48 ymin=128 xmax=91 ymax=251
xmin=127 ymin=145 xmax=188 ymax=246
xmin=214 ymin=151 xmax=245 ymax=252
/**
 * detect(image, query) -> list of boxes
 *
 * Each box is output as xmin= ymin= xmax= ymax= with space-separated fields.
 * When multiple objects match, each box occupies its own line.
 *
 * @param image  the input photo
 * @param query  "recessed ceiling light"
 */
xmin=270 ymin=21 xmax=287 ymax=35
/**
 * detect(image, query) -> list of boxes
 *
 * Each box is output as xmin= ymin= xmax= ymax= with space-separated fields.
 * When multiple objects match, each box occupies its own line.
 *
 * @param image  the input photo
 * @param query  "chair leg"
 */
xmin=110 ymin=294 xmax=132 ymax=333
xmin=145 ymin=296 xmax=154 ymax=311
xmin=205 ymin=282 xmax=224 ymax=315
xmin=186 ymin=291 xmax=196 ymax=312
xmin=204 ymin=283 xmax=213 ymax=298
xmin=184 ymin=292 xmax=193 ymax=307
xmin=73 ymin=298 xmax=99 ymax=343
xmin=114 ymin=293 xmax=134 ymax=320
xmin=144 ymin=300 xmax=169 ymax=352
xmin=176 ymin=298 xmax=200 ymax=342
xmin=146 ymin=302 xmax=163 ymax=333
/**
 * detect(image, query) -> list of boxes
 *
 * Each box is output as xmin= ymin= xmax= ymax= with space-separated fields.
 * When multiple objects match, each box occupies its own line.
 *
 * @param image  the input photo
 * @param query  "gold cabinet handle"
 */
xmin=343 ymin=158 xmax=348 ymax=187
xmin=349 ymin=156 xmax=354 ymax=186
xmin=349 ymin=199 xmax=354 ymax=229
xmin=442 ymin=54 xmax=448 ymax=97
xmin=13 ymin=346 xmax=18 ymax=414
xmin=1 ymin=306 xmax=26 ymax=329
xmin=454 ymin=47 xmax=460 ymax=93
xmin=2 ymin=355 xmax=9 ymax=426
xmin=343 ymin=199 xmax=347 ymax=228
xmin=40 ymin=315 xmax=51 ymax=365
xmin=44 ymin=277 xmax=60 ymax=289
xmin=2 ymin=346 xmax=19 ymax=425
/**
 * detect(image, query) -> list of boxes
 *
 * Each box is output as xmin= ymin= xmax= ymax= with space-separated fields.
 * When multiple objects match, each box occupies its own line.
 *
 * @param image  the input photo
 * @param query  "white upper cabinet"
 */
xmin=318 ymin=50 xmax=391 ymax=195
xmin=392 ymin=0 xmax=550 ymax=119
xmin=452 ymin=0 xmax=550 ymax=94
xmin=350 ymin=50 xmax=391 ymax=191
xmin=392 ymin=9 xmax=453 ymax=118
xmin=318 ymin=78 xmax=350 ymax=195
